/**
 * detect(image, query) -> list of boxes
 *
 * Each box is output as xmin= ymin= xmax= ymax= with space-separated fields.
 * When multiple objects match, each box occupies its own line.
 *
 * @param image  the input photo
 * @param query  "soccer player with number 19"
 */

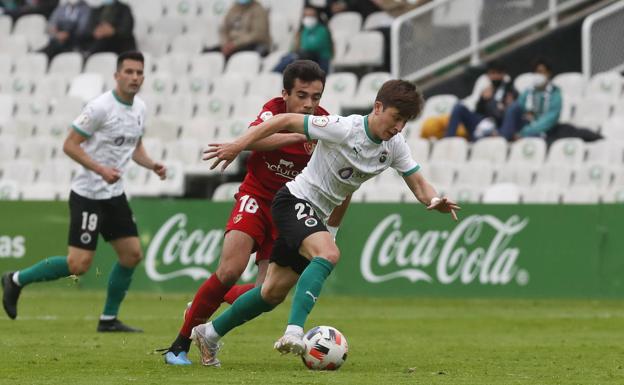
xmin=194 ymin=79 xmax=461 ymax=365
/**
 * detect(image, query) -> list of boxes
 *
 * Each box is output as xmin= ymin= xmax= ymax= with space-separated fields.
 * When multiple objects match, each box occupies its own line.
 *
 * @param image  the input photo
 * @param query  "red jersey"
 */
xmin=239 ymin=97 xmax=329 ymax=201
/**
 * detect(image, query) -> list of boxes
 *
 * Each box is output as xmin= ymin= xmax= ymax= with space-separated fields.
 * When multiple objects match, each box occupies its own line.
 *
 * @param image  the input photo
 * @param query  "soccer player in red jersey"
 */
xmin=162 ymin=60 xmax=350 ymax=365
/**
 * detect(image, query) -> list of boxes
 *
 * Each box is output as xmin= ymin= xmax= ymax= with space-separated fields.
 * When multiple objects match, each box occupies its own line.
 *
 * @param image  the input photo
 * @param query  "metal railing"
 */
xmin=582 ymin=0 xmax=624 ymax=77
xmin=391 ymin=0 xmax=594 ymax=82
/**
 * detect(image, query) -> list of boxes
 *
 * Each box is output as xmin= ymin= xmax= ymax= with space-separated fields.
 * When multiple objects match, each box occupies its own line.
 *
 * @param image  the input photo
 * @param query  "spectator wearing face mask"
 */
xmin=40 ymin=0 xmax=92 ymax=60
xmin=498 ymin=58 xmax=562 ymax=141
xmin=80 ymin=0 xmax=136 ymax=57
xmin=214 ymin=0 xmax=271 ymax=58
xmin=274 ymin=6 xmax=333 ymax=73
xmin=445 ymin=61 xmax=517 ymax=141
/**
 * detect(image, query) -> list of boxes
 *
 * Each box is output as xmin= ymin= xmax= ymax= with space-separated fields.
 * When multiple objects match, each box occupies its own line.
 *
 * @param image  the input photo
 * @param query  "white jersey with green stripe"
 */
xmin=70 ymin=90 xmax=146 ymax=200
xmin=286 ymin=114 xmax=420 ymax=220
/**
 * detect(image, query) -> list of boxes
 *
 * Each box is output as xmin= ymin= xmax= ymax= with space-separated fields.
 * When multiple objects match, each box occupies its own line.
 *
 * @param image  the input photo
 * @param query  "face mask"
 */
xmin=302 ymin=16 xmax=318 ymax=29
xmin=491 ymin=79 xmax=502 ymax=88
xmin=237 ymin=0 xmax=252 ymax=4
xmin=533 ymin=73 xmax=547 ymax=88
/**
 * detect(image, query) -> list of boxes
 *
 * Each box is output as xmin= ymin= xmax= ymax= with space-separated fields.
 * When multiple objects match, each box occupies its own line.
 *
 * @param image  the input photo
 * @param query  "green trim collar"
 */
xmin=363 ymin=115 xmax=381 ymax=144
xmin=112 ymin=90 xmax=133 ymax=106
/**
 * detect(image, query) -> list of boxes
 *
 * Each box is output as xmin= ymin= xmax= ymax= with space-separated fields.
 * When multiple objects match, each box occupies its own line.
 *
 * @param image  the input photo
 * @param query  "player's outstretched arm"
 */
xmin=63 ymin=129 xmax=121 ymax=184
xmin=133 ymin=138 xmax=167 ymax=180
xmin=403 ymin=172 xmax=461 ymax=221
xmin=246 ymin=133 xmax=307 ymax=151
xmin=203 ymin=113 xmax=305 ymax=171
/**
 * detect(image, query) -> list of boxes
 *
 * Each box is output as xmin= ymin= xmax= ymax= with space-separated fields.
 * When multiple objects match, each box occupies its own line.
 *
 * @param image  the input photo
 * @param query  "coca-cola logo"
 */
xmin=145 ymin=214 xmax=257 ymax=282
xmin=361 ymin=214 xmax=529 ymax=286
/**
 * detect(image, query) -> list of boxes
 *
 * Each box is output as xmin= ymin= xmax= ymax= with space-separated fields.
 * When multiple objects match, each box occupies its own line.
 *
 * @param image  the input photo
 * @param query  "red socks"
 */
xmin=180 ymin=274 xmax=230 ymax=337
xmin=223 ymin=283 xmax=255 ymax=304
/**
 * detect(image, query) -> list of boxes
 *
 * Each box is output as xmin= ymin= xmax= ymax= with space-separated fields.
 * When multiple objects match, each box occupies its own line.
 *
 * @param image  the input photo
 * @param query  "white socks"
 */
xmin=206 ymin=322 xmax=222 ymax=342
xmin=100 ymin=315 xmax=116 ymax=321
xmin=285 ymin=324 xmax=304 ymax=336
xmin=12 ymin=272 xmax=21 ymax=286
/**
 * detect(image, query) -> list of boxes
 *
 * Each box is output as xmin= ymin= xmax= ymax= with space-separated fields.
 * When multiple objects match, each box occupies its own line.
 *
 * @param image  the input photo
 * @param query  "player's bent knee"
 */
xmin=216 ymin=265 xmax=245 ymax=286
xmin=320 ymin=246 xmax=340 ymax=265
xmin=67 ymin=256 xmax=92 ymax=275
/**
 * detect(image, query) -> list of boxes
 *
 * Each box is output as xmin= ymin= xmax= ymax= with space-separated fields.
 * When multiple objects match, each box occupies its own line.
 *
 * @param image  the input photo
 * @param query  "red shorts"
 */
xmin=225 ymin=190 xmax=277 ymax=262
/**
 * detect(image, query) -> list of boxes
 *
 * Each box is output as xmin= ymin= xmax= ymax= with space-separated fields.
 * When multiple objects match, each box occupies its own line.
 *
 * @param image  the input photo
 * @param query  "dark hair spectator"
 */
xmin=40 ymin=0 xmax=91 ymax=60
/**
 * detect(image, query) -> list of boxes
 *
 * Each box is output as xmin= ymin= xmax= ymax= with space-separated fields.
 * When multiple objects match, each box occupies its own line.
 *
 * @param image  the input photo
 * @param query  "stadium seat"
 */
xmin=324 ymin=72 xmax=358 ymax=101
xmin=142 ymin=137 xmax=165 ymax=161
xmin=561 ymin=186 xmax=600 ymax=204
xmin=574 ymin=162 xmax=612 ymax=189
xmin=4 ymin=119 xmax=35 ymax=139
xmin=216 ymin=117 xmax=249 ymax=142
xmin=342 ymin=72 xmax=391 ymax=109
xmin=21 ymin=182 xmax=58 ymax=200
xmin=430 ymin=137 xmax=468 ymax=163
xmin=482 ymin=183 xmax=521 ymax=204
xmin=508 ymin=137 xmax=547 ymax=164
xmin=182 ymin=118 xmax=217 ymax=143
xmin=232 ymin=95 xmax=269 ymax=123
xmin=160 ymin=95 xmax=196 ymax=120
xmin=0 ymin=35 xmax=28 ymax=55
xmin=0 ymin=134 xmax=17 ymax=162
xmin=177 ymin=75 xmax=211 ymax=99
xmin=211 ymin=75 xmax=248 ymax=99
xmin=586 ymin=72 xmax=623 ymax=101
xmin=552 ymin=72 xmax=585 ymax=100
xmin=365 ymin=183 xmax=404 ymax=202
xmin=0 ymin=72 xmax=35 ymax=95
xmin=156 ymin=53 xmax=191 ymax=74
xmin=3 ymin=159 xmax=36 ymax=185
xmin=170 ymin=33 xmax=204 ymax=55
xmin=513 ymin=72 xmax=541 ymax=93
xmin=269 ymin=12 xmax=295 ymax=52
xmin=14 ymin=53 xmax=47 ymax=76
xmin=48 ymin=52 xmax=83 ymax=78
xmin=602 ymin=187 xmax=624 ymax=204
xmin=126 ymin=0 xmax=164 ymax=23
xmin=455 ymin=161 xmax=494 ymax=187
xmin=329 ymin=12 xmax=362 ymax=36
xmin=17 ymin=137 xmax=55 ymax=164
xmin=266 ymin=0 xmax=303 ymax=27
xmin=534 ymin=163 xmax=573 ymax=187
xmin=421 ymin=94 xmax=459 ymax=118
xmin=124 ymin=162 xmax=151 ymax=197
xmin=68 ymin=73 xmax=104 ymax=102
xmin=363 ymin=11 xmax=393 ymax=30
xmin=600 ymin=117 xmax=624 ymax=141
xmin=165 ymin=138 xmax=202 ymax=170
xmin=190 ymin=52 xmax=225 ymax=78
xmin=137 ymin=32 xmax=171 ymax=58
xmin=50 ymin=96 xmax=84 ymax=118
xmin=0 ymin=179 xmax=20 ymax=200
xmin=167 ymin=0 xmax=201 ymax=18
xmin=521 ymin=184 xmax=560 ymax=203
xmin=155 ymin=160 xmax=185 ymax=196
xmin=84 ymin=53 xmax=117 ymax=79
xmin=146 ymin=117 xmax=181 ymax=141
xmin=0 ymin=94 xmax=15 ymax=124
xmin=432 ymin=0 xmax=482 ymax=27
xmin=407 ymin=138 xmax=430 ymax=164
xmin=546 ymin=138 xmax=585 ymax=165
xmin=0 ymin=14 xmax=11 ymax=36
xmin=196 ymin=95 xmax=233 ymax=120
xmin=449 ymin=184 xmax=482 ymax=203
xmin=247 ymin=72 xmax=282 ymax=100
xmin=572 ymin=96 xmax=613 ymax=131
xmin=144 ymin=72 xmax=175 ymax=96
xmin=333 ymin=31 xmax=384 ymax=68
xmin=225 ymin=51 xmax=261 ymax=76
xmin=34 ymin=75 xmax=70 ymax=99
xmin=12 ymin=14 xmax=47 ymax=50
xmin=420 ymin=161 xmax=455 ymax=190
xmin=317 ymin=94 xmax=342 ymax=115
xmin=36 ymin=115 xmax=72 ymax=141
xmin=470 ymin=137 xmax=508 ymax=164
xmin=14 ymin=95 xmax=49 ymax=120
xmin=0 ymin=54 xmax=11 ymax=77
xmin=261 ymin=50 xmax=287 ymax=73
xmin=212 ymin=182 xmax=241 ymax=202
xmin=585 ymin=140 xmax=624 ymax=164
xmin=152 ymin=17 xmax=186 ymax=36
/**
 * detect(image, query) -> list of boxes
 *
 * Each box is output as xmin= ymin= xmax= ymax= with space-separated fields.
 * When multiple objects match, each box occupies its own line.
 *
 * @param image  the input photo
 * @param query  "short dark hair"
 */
xmin=116 ymin=51 xmax=144 ymax=70
xmin=375 ymin=79 xmax=424 ymax=121
xmin=531 ymin=57 xmax=553 ymax=74
xmin=282 ymin=60 xmax=326 ymax=94
xmin=487 ymin=60 xmax=506 ymax=73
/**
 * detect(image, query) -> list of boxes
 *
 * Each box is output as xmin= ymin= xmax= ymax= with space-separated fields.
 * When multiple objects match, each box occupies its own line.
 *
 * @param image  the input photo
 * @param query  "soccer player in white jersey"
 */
xmin=1 ymin=51 xmax=167 ymax=332
xmin=190 ymin=79 xmax=460 ymax=366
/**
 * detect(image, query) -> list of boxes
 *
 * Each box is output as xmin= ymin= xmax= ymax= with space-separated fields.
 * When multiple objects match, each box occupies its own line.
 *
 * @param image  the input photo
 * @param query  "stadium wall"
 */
xmin=0 ymin=200 xmax=623 ymax=298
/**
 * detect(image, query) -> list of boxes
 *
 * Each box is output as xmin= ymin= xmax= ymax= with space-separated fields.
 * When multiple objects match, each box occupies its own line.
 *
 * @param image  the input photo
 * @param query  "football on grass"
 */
xmin=301 ymin=325 xmax=348 ymax=370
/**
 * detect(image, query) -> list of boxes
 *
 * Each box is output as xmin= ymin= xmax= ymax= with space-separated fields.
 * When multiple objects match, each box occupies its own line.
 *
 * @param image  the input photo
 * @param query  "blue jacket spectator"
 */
xmin=41 ymin=0 xmax=91 ymax=60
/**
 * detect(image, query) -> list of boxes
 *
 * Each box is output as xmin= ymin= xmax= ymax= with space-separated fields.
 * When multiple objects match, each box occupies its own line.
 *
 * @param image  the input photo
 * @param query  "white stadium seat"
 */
xmin=182 ymin=118 xmax=217 ymax=143
xmin=561 ymin=186 xmax=600 ymax=204
xmin=572 ymin=96 xmax=613 ymax=131
xmin=342 ymin=72 xmax=391 ymax=110
xmin=0 ymin=179 xmax=20 ymax=200
xmin=329 ymin=12 xmax=362 ymax=36
xmin=0 ymin=14 xmax=11 ymax=36
xmin=324 ymin=72 xmax=358 ymax=101
xmin=430 ymin=137 xmax=468 ymax=163
xmin=546 ymin=138 xmax=585 ymax=165
xmin=470 ymin=137 xmax=508 ymax=164
xmin=225 ymin=51 xmax=261 ymax=77
xmin=247 ymin=72 xmax=282 ymax=100
xmin=552 ymin=72 xmax=585 ymax=99
xmin=0 ymin=35 xmax=28 ymax=55
xmin=191 ymin=52 xmax=225 ymax=78
xmin=574 ymin=163 xmax=613 ymax=189
xmin=84 ymin=52 xmax=117 ymax=79
xmin=68 ymin=73 xmax=104 ymax=102
xmin=212 ymin=182 xmax=241 ymax=202
xmin=534 ymin=164 xmax=573 ymax=187
xmin=455 ymin=161 xmax=494 ymax=187
xmin=600 ymin=117 xmax=624 ymax=141
xmin=521 ymin=184 xmax=560 ymax=203
xmin=421 ymin=94 xmax=458 ymax=119
xmin=482 ymin=183 xmax=521 ymax=204
xmin=210 ymin=75 xmax=248 ymax=99
xmin=170 ymin=33 xmax=204 ymax=55
xmin=586 ymin=72 xmax=623 ymax=101
xmin=14 ymin=53 xmax=47 ymax=76
xmin=508 ymin=138 xmax=547 ymax=164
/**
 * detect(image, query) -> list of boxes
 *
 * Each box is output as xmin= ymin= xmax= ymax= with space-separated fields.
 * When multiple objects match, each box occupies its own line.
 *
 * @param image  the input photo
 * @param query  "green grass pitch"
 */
xmin=1 ymin=285 xmax=624 ymax=384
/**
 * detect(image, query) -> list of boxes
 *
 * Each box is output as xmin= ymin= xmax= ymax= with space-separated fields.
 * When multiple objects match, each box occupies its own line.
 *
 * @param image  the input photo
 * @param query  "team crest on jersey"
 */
xmin=77 ymin=112 xmax=90 ymax=126
xmin=311 ymin=116 xmax=329 ymax=127
xmin=114 ymin=136 xmax=125 ymax=146
xmin=304 ymin=218 xmax=318 ymax=227
xmin=303 ymin=141 xmax=316 ymax=154
xmin=260 ymin=111 xmax=273 ymax=121
xmin=233 ymin=214 xmax=243 ymax=224
xmin=379 ymin=151 xmax=388 ymax=163
xmin=80 ymin=232 xmax=92 ymax=244
xmin=338 ymin=167 xmax=353 ymax=180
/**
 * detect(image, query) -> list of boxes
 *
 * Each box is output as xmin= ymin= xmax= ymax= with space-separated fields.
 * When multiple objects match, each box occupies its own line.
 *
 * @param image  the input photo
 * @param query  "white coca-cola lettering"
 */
xmin=361 ymin=214 xmax=528 ymax=285
xmin=145 ymin=213 xmax=257 ymax=282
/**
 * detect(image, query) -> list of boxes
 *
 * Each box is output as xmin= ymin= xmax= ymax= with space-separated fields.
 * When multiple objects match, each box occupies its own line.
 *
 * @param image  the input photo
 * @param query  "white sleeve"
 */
xmin=71 ymin=100 xmax=107 ymax=138
xmin=304 ymin=115 xmax=350 ymax=144
xmin=391 ymin=135 xmax=421 ymax=177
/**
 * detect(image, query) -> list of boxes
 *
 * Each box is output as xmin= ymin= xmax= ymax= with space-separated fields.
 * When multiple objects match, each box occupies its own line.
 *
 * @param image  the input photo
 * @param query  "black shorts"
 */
xmin=68 ymin=191 xmax=138 ymax=251
xmin=269 ymin=186 xmax=327 ymax=274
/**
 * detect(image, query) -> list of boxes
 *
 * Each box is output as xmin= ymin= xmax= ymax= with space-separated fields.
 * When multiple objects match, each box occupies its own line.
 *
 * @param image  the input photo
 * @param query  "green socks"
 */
xmin=102 ymin=263 xmax=135 ymax=317
xmin=212 ymin=286 xmax=275 ymax=337
xmin=17 ymin=256 xmax=71 ymax=286
xmin=288 ymin=257 xmax=334 ymax=328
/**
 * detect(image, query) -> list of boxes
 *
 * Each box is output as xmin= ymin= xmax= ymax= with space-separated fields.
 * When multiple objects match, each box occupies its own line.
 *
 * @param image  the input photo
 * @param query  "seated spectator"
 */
xmin=499 ymin=58 xmax=562 ymax=141
xmin=1 ymin=0 xmax=58 ymax=21
xmin=80 ymin=0 xmax=136 ymax=57
xmin=40 ymin=0 xmax=91 ymax=60
xmin=446 ymin=61 xmax=516 ymax=140
xmin=274 ymin=6 xmax=333 ymax=74
xmin=210 ymin=0 xmax=271 ymax=59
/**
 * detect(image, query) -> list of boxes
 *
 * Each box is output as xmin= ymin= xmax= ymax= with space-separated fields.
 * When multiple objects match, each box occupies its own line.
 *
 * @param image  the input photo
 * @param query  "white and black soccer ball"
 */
xmin=301 ymin=325 xmax=348 ymax=370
